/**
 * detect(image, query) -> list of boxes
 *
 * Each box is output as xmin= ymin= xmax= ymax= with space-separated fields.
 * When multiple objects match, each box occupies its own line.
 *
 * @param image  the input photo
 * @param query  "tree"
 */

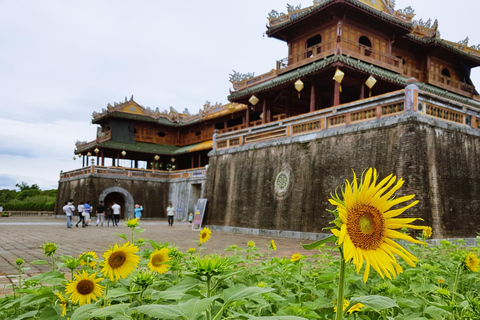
xmin=15 ymin=182 xmax=40 ymax=192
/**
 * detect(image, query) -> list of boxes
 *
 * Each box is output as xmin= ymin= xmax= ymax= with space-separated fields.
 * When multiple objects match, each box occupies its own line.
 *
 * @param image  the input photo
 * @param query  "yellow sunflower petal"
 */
xmin=383 ymin=200 xmax=419 ymax=218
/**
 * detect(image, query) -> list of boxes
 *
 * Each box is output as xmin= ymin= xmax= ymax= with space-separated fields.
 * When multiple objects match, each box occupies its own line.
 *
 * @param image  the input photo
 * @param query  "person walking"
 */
xmin=83 ymin=201 xmax=92 ymax=226
xmin=106 ymin=204 xmax=114 ymax=227
xmin=62 ymin=201 xmax=75 ymax=228
xmin=112 ymin=201 xmax=121 ymax=227
xmin=134 ymin=204 xmax=143 ymax=220
xmin=166 ymin=203 xmax=175 ymax=226
xmin=76 ymin=202 xmax=85 ymax=228
xmin=96 ymin=201 xmax=105 ymax=226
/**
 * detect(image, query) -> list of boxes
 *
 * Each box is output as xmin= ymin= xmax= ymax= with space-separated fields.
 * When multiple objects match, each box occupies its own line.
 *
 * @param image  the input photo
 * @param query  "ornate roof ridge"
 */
xmin=267 ymin=0 xmax=412 ymax=35
xmin=406 ymin=34 xmax=480 ymax=64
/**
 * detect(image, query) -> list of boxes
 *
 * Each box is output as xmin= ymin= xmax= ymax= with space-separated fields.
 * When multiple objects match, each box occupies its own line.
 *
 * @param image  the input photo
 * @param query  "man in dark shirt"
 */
xmin=96 ymin=201 xmax=106 ymax=227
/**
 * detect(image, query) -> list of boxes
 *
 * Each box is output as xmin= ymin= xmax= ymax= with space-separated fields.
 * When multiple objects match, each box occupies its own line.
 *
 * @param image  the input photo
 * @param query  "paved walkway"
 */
xmin=0 ymin=216 xmax=319 ymax=296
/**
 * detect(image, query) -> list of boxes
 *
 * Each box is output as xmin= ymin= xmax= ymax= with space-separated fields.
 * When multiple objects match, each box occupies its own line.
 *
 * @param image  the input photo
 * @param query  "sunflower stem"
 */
xmin=206 ymin=274 xmax=212 ymax=320
xmin=452 ymin=262 xmax=462 ymax=303
xmin=335 ymin=248 xmax=346 ymax=320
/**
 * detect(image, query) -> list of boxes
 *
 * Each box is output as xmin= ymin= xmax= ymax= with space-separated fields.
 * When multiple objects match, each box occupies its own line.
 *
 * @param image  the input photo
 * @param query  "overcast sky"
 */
xmin=1 ymin=0 xmax=479 ymax=191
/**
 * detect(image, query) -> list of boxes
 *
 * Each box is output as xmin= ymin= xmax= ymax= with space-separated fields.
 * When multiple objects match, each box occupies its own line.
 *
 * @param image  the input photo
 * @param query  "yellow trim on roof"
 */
xmin=189 ymin=140 xmax=213 ymax=152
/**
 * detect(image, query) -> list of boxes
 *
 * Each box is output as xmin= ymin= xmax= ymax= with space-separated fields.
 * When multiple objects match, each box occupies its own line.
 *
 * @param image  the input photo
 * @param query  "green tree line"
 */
xmin=0 ymin=182 xmax=56 ymax=212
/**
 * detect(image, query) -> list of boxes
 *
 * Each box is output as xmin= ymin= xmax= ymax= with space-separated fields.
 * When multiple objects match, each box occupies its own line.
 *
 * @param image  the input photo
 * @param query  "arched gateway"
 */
xmin=99 ymin=187 xmax=134 ymax=220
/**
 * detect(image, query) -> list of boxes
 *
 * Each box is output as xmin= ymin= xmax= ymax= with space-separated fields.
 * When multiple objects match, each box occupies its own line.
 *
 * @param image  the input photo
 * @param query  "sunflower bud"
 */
xmin=43 ymin=242 xmax=58 ymax=257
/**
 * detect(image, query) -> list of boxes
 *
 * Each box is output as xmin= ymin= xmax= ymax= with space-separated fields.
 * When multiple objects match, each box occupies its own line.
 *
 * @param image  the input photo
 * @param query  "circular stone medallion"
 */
xmin=274 ymin=170 xmax=290 ymax=197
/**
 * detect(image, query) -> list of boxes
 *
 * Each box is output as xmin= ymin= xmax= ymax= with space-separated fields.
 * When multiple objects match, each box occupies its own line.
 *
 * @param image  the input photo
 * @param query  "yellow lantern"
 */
xmin=154 ymin=154 xmax=160 ymax=161
xmin=249 ymin=95 xmax=259 ymax=106
xmin=94 ymin=147 xmax=99 ymax=154
xmin=171 ymin=157 xmax=175 ymax=163
xmin=365 ymin=75 xmax=377 ymax=97
xmin=294 ymin=79 xmax=304 ymax=99
xmin=78 ymin=153 xmax=82 ymax=157
xmin=86 ymin=152 xmax=92 ymax=157
xmin=73 ymin=156 xmax=76 ymax=160
xmin=227 ymin=104 xmax=235 ymax=119
xmin=333 ymin=68 xmax=345 ymax=92
xmin=121 ymin=150 xmax=127 ymax=157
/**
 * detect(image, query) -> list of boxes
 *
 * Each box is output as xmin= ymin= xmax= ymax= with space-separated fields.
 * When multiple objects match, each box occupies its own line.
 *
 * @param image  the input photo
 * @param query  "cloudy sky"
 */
xmin=1 ymin=0 xmax=479 ymax=190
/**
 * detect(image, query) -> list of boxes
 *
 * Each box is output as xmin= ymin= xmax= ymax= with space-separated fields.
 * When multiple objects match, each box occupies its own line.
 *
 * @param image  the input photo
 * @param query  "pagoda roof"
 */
xmin=228 ymin=54 xmax=480 ymax=110
xmin=75 ymin=139 xmax=213 ymax=156
xmin=267 ymin=0 xmax=412 ymax=37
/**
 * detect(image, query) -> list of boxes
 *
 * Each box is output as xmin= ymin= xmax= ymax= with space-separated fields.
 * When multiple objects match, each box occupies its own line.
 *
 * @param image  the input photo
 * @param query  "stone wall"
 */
xmin=203 ymin=112 xmax=480 ymax=238
xmin=56 ymin=174 xmax=205 ymax=221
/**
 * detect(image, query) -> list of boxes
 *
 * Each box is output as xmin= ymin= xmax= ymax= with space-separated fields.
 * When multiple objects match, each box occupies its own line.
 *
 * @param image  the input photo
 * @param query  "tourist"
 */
xmin=62 ymin=201 xmax=75 ymax=228
xmin=134 ymin=204 xmax=143 ymax=220
xmin=188 ymin=212 xmax=193 ymax=224
xmin=76 ymin=202 xmax=85 ymax=228
xmin=83 ymin=201 xmax=92 ymax=226
xmin=112 ymin=201 xmax=121 ymax=227
xmin=106 ymin=204 xmax=114 ymax=227
xmin=166 ymin=203 xmax=175 ymax=226
xmin=96 ymin=201 xmax=105 ymax=226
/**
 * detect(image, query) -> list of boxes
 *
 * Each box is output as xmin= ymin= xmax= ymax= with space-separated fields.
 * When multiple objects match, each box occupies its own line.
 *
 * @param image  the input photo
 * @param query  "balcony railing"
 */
xmin=60 ymin=166 xmax=206 ymax=181
xmin=215 ymin=88 xmax=479 ymax=150
xmin=428 ymin=72 xmax=476 ymax=97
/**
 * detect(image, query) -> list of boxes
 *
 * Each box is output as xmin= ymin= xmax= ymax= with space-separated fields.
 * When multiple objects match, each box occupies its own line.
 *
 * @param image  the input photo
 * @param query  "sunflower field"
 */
xmin=1 ymin=169 xmax=480 ymax=319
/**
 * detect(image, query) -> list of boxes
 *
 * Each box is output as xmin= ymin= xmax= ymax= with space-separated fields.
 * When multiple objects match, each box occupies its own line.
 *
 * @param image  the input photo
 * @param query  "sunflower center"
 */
xmin=201 ymin=233 xmax=207 ymax=239
xmin=347 ymin=202 xmax=385 ymax=250
xmin=151 ymin=254 xmax=165 ymax=267
xmin=108 ymin=251 xmax=126 ymax=268
xmin=76 ymin=279 xmax=94 ymax=295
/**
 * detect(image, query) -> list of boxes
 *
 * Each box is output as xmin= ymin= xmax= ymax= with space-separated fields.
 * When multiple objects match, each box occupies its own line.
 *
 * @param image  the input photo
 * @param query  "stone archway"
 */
xmin=99 ymin=187 xmax=134 ymax=220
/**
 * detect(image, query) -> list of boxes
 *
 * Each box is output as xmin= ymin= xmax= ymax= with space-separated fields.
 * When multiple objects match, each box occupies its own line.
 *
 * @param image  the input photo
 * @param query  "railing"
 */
xmin=216 ymin=88 xmax=479 ymax=150
xmin=276 ymin=39 xmax=336 ymax=73
xmin=428 ymin=72 xmax=476 ymax=97
xmin=231 ymin=69 xmax=277 ymax=91
xmin=60 ymin=166 xmax=206 ymax=181
xmin=218 ymin=114 xmax=287 ymax=134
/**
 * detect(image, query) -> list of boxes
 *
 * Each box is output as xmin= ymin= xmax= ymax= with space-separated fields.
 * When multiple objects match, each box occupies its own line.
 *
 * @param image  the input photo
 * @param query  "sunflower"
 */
xmin=188 ymin=248 xmax=196 ymax=254
xmin=43 ymin=242 xmax=58 ymax=257
xmin=65 ymin=270 xmax=104 ymax=305
xmin=199 ymin=227 xmax=211 ymax=243
xmin=329 ymin=168 xmax=426 ymax=282
xmin=101 ymin=242 xmax=140 ymax=281
xmin=148 ymin=248 xmax=171 ymax=274
xmin=55 ymin=292 xmax=67 ymax=317
xmin=423 ymin=226 xmax=432 ymax=238
xmin=126 ymin=218 xmax=139 ymax=228
xmin=79 ymin=251 xmax=98 ymax=269
xmin=247 ymin=241 xmax=255 ymax=248
xmin=270 ymin=240 xmax=277 ymax=251
xmin=290 ymin=253 xmax=302 ymax=262
xmin=347 ymin=302 xmax=365 ymax=314
xmin=464 ymin=253 xmax=479 ymax=272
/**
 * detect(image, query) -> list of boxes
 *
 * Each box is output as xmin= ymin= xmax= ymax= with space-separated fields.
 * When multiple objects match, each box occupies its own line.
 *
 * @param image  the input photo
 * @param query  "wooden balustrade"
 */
xmin=216 ymin=89 xmax=479 ymax=151
xmin=428 ymin=72 xmax=475 ymax=97
xmin=60 ymin=166 xmax=206 ymax=181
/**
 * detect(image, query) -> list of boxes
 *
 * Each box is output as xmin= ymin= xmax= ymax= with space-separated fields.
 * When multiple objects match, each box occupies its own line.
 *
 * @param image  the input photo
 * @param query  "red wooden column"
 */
xmin=262 ymin=100 xmax=267 ymax=124
xmin=245 ymin=105 xmax=250 ymax=128
xmin=334 ymin=81 xmax=341 ymax=106
xmin=191 ymin=154 xmax=194 ymax=168
xmin=359 ymin=84 xmax=365 ymax=100
xmin=310 ymin=82 xmax=316 ymax=112
xmin=101 ymin=150 xmax=105 ymax=166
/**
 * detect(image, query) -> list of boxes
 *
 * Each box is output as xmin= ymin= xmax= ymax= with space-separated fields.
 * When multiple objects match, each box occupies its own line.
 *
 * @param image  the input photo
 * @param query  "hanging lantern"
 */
xmin=294 ymin=79 xmax=304 ymax=99
xmin=227 ymin=104 xmax=235 ymax=119
xmin=78 ymin=153 xmax=82 ymax=157
xmin=121 ymin=150 xmax=127 ymax=157
xmin=172 ymin=164 xmax=176 ymax=170
xmin=94 ymin=147 xmax=99 ymax=154
xmin=171 ymin=157 xmax=175 ymax=163
xmin=87 ymin=152 xmax=92 ymax=157
xmin=333 ymin=68 xmax=345 ymax=92
xmin=365 ymin=75 xmax=377 ymax=97
xmin=73 ymin=156 xmax=76 ymax=160
xmin=249 ymin=95 xmax=259 ymax=106
xmin=259 ymin=112 xmax=263 ymax=119
xmin=154 ymin=154 xmax=160 ymax=161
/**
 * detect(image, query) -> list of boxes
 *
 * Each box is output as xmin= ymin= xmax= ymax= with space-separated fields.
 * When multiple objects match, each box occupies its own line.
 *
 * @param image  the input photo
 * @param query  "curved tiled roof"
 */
xmin=267 ymin=0 xmax=412 ymax=35
xmin=228 ymin=54 xmax=480 ymax=110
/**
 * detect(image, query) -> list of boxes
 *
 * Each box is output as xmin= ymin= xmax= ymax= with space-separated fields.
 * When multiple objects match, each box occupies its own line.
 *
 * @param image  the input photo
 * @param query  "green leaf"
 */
xmin=90 ymin=303 xmax=130 ymax=317
xmin=301 ymin=235 xmax=337 ymax=250
xmin=38 ymin=306 xmax=61 ymax=320
xmin=105 ymin=287 xmax=137 ymax=300
xmin=70 ymin=304 xmax=100 ymax=320
xmin=134 ymin=304 xmax=189 ymax=319
xmin=249 ymin=316 xmax=309 ymax=319
xmin=349 ymin=295 xmax=398 ymax=312
xmin=30 ymin=259 xmax=49 ymax=265
xmin=135 ymin=228 xmax=146 ymax=234
xmin=8 ymin=310 xmax=38 ymax=320
xmin=21 ymin=292 xmax=54 ymax=308
xmin=114 ymin=233 xmax=128 ymax=241
xmin=423 ymin=306 xmax=451 ymax=318
xmin=183 ymin=297 xmax=218 ymax=320
xmin=223 ymin=286 xmax=274 ymax=306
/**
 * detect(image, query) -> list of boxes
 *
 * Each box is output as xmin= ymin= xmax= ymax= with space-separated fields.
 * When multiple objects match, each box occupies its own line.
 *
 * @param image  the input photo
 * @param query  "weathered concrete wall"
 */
xmin=56 ymin=174 xmax=206 ymax=221
xmin=203 ymin=112 xmax=480 ymax=238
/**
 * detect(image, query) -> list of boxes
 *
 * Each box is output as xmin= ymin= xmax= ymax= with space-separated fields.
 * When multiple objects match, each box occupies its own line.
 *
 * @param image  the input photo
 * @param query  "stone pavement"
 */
xmin=0 ymin=216 xmax=319 ymax=296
